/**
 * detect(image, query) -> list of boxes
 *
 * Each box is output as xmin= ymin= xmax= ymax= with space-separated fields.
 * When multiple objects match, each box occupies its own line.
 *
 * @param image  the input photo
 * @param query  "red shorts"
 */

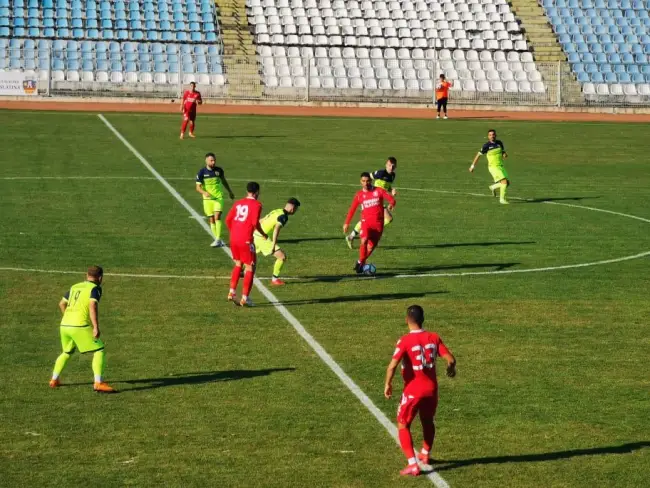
xmin=183 ymin=107 xmax=197 ymax=121
xmin=396 ymin=393 xmax=438 ymax=426
xmin=231 ymin=241 xmax=256 ymax=266
xmin=360 ymin=224 xmax=383 ymax=248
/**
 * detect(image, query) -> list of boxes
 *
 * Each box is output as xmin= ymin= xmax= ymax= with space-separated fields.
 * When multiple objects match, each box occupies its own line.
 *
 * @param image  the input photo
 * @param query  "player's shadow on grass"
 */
xmin=206 ymin=135 xmax=287 ymax=140
xmin=257 ymin=291 xmax=447 ymax=307
xmin=433 ymin=441 xmax=650 ymax=472
xmin=117 ymin=368 xmax=295 ymax=392
xmin=382 ymin=241 xmax=535 ymax=251
xmin=283 ymin=236 xmax=343 ymax=244
xmin=379 ymin=262 xmax=520 ymax=276
xmin=516 ymin=196 xmax=602 ymax=204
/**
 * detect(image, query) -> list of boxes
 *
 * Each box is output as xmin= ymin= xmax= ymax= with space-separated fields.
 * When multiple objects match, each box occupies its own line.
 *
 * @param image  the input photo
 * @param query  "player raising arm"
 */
xmin=346 ymin=157 xmax=397 ymax=248
xmin=180 ymin=81 xmax=202 ymax=139
xmin=384 ymin=305 xmax=456 ymax=476
xmin=226 ymin=182 xmax=268 ymax=307
xmin=195 ymin=152 xmax=235 ymax=247
xmin=49 ymin=266 xmax=116 ymax=393
xmin=253 ymin=197 xmax=301 ymax=286
xmin=343 ymin=172 xmax=396 ymax=274
xmin=469 ymin=128 xmax=510 ymax=205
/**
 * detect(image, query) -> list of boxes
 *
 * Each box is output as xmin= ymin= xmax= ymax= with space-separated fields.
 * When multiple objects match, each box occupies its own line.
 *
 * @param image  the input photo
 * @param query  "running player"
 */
xmin=253 ymin=197 xmax=301 ymax=286
xmin=49 ymin=266 xmax=116 ymax=393
xmin=469 ymin=128 xmax=510 ymax=204
xmin=384 ymin=305 xmax=456 ymax=476
xmin=196 ymin=152 xmax=235 ymax=247
xmin=180 ymin=81 xmax=202 ymax=139
xmin=435 ymin=74 xmax=453 ymax=119
xmin=225 ymin=182 xmax=268 ymax=307
xmin=346 ymin=157 xmax=397 ymax=249
xmin=343 ymin=172 xmax=396 ymax=274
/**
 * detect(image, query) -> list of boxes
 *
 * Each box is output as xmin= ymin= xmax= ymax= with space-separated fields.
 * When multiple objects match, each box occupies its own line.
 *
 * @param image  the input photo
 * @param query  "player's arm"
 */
xmin=254 ymin=206 xmax=268 ymax=239
xmin=384 ymin=357 xmax=401 ymax=399
xmin=89 ymin=287 xmax=101 ymax=339
xmin=195 ymin=181 xmax=211 ymax=199
xmin=58 ymin=292 xmax=69 ymax=314
xmin=470 ymin=145 xmax=487 ymax=172
xmin=342 ymin=196 xmax=360 ymax=233
xmin=383 ymin=188 xmax=396 ymax=209
xmin=180 ymin=91 xmax=186 ymax=112
xmin=501 ymin=142 xmax=507 ymax=159
xmin=220 ymin=174 xmax=235 ymax=200
xmin=270 ymin=223 xmax=283 ymax=252
xmin=225 ymin=205 xmax=235 ymax=229
xmin=197 ymin=92 xmax=203 ymax=105
xmin=437 ymin=340 xmax=456 ymax=378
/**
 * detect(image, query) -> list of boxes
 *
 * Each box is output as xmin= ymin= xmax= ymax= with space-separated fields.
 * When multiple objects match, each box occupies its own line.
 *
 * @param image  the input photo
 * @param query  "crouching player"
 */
xmin=384 ymin=305 xmax=457 ymax=476
xmin=346 ymin=157 xmax=397 ymax=248
xmin=253 ymin=197 xmax=301 ymax=286
xmin=343 ymin=172 xmax=396 ymax=274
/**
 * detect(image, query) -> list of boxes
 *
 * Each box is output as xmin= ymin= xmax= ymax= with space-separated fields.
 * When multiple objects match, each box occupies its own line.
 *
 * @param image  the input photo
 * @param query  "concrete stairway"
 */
xmin=509 ymin=0 xmax=584 ymax=104
xmin=215 ymin=0 xmax=263 ymax=98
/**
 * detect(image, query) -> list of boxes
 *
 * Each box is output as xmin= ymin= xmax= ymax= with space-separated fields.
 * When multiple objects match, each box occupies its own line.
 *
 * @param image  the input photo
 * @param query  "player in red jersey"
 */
xmin=384 ymin=305 xmax=457 ymax=477
xmin=180 ymin=82 xmax=202 ymax=139
xmin=343 ymin=172 xmax=396 ymax=274
xmin=225 ymin=182 xmax=268 ymax=307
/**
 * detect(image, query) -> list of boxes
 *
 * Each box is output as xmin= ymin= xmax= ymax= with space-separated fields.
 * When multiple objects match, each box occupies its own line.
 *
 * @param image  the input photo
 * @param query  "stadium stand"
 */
xmin=543 ymin=0 xmax=650 ymax=100
xmin=246 ymin=0 xmax=549 ymax=96
xmin=0 ymin=0 xmax=225 ymax=89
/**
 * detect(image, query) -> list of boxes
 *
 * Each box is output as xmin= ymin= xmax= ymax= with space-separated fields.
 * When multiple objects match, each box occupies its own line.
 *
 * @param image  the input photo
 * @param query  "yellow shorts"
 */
xmin=203 ymin=198 xmax=224 ymax=216
xmin=60 ymin=325 xmax=105 ymax=354
xmin=254 ymin=234 xmax=277 ymax=257
xmin=488 ymin=164 xmax=509 ymax=183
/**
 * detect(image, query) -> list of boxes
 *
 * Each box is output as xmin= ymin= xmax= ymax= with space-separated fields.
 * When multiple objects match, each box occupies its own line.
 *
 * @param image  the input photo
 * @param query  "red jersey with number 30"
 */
xmin=226 ymin=197 xmax=263 ymax=244
xmin=182 ymin=90 xmax=202 ymax=112
xmin=392 ymin=329 xmax=450 ymax=398
xmin=344 ymin=186 xmax=396 ymax=227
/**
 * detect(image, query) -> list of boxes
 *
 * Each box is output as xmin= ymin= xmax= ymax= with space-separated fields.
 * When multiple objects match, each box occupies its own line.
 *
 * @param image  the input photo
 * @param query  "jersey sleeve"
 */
xmin=392 ymin=338 xmax=407 ymax=361
xmin=499 ymin=140 xmax=506 ymax=152
xmin=344 ymin=193 xmax=361 ymax=225
xmin=225 ymin=204 xmax=236 ymax=229
xmin=479 ymin=142 xmax=490 ymax=154
xmin=277 ymin=213 xmax=288 ymax=227
xmin=62 ymin=290 xmax=70 ymax=302
xmin=215 ymin=166 xmax=224 ymax=178
xmin=436 ymin=335 xmax=450 ymax=357
xmin=371 ymin=169 xmax=383 ymax=180
xmin=195 ymin=169 xmax=204 ymax=184
xmin=380 ymin=188 xmax=396 ymax=207
xmin=197 ymin=91 xmax=203 ymax=102
xmin=182 ymin=90 xmax=188 ymax=102
xmin=90 ymin=286 xmax=102 ymax=302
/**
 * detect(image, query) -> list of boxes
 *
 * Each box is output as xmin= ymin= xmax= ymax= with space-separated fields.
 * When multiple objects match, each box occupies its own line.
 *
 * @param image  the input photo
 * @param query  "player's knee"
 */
xmin=397 ymin=422 xmax=409 ymax=430
xmin=278 ymin=251 xmax=286 ymax=261
xmin=214 ymin=212 xmax=222 ymax=220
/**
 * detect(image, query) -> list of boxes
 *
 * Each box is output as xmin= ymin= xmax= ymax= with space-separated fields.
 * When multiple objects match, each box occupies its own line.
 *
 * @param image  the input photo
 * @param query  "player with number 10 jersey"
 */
xmin=225 ymin=182 xmax=267 ymax=307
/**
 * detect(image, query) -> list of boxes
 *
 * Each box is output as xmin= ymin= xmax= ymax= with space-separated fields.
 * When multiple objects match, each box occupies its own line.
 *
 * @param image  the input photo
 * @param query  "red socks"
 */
xmin=180 ymin=119 xmax=189 ymax=135
xmin=230 ymin=265 xmax=242 ymax=291
xmin=242 ymin=270 xmax=254 ymax=297
xmin=189 ymin=120 xmax=195 ymax=134
xmin=398 ymin=427 xmax=415 ymax=460
xmin=422 ymin=421 xmax=435 ymax=453
xmin=359 ymin=241 xmax=369 ymax=263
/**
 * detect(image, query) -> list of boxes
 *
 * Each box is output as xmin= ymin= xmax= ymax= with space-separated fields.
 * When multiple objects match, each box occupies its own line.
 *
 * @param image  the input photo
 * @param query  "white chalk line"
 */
xmin=96 ymin=114 xmax=450 ymax=488
xmin=3 ymin=176 xmax=649 ymax=278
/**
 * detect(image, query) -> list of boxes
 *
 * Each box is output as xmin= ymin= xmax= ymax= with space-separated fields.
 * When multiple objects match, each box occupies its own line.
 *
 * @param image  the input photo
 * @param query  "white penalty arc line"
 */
xmin=96 ymin=114 xmax=450 ymax=488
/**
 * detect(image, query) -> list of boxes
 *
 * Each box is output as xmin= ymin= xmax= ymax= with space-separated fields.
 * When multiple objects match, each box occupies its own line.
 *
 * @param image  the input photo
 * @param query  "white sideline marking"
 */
xmin=0 ymin=266 xmax=235 ymax=280
xmin=96 ymin=114 xmax=450 ymax=488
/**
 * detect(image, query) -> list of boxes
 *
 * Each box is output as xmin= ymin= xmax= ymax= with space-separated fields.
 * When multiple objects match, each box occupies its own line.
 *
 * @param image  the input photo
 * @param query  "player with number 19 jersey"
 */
xmin=225 ymin=196 xmax=264 ymax=265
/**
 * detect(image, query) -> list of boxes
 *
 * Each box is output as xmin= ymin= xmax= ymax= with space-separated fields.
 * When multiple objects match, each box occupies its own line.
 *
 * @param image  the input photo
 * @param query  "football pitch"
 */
xmin=0 ymin=110 xmax=649 ymax=487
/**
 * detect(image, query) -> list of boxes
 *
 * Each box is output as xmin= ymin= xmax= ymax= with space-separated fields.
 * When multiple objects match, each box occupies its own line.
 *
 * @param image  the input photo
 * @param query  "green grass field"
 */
xmin=0 ymin=110 xmax=649 ymax=488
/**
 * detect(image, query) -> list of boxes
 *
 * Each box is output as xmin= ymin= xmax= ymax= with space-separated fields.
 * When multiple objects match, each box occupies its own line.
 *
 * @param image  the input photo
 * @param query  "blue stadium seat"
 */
xmin=14 ymin=18 xmax=25 ymax=27
xmin=604 ymin=72 xmax=617 ymax=82
xmin=154 ymin=62 xmax=167 ymax=73
xmin=82 ymin=60 xmax=94 ymax=71
xmin=159 ymin=11 xmax=169 ymax=21
xmin=146 ymin=30 xmax=158 ymax=40
xmin=96 ymin=59 xmax=108 ymax=71
xmin=206 ymin=32 xmax=217 ymax=42
xmin=139 ymin=61 xmax=151 ymax=72
xmin=161 ymin=31 xmax=173 ymax=41
xmin=160 ymin=20 xmax=171 ymax=30
xmin=116 ymin=20 xmax=127 ymax=29
xmin=117 ymin=30 xmax=129 ymax=40
xmin=125 ymin=61 xmax=137 ymax=72
xmin=102 ymin=29 xmax=114 ymax=39
xmin=87 ymin=19 xmax=98 ymax=28
xmin=618 ymin=72 xmax=631 ymax=82
xmin=52 ymin=59 xmax=65 ymax=70
xmin=132 ymin=30 xmax=144 ymax=40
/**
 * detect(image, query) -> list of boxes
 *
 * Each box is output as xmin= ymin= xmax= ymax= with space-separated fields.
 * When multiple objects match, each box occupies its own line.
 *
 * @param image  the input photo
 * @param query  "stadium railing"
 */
xmin=3 ymin=49 xmax=650 ymax=108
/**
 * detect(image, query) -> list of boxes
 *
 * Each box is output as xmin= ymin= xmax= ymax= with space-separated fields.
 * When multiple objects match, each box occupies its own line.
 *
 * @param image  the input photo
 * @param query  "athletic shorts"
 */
xmin=183 ymin=108 xmax=197 ymax=121
xmin=231 ymin=241 xmax=256 ymax=266
xmin=488 ymin=164 xmax=509 ymax=183
xmin=360 ymin=224 xmax=383 ymax=248
xmin=253 ymin=234 xmax=279 ymax=257
xmin=397 ymin=393 xmax=438 ymax=426
xmin=203 ymin=198 xmax=224 ymax=216
xmin=60 ymin=325 xmax=105 ymax=354
xmin=436 ymin=97 xmax=448 ymax=111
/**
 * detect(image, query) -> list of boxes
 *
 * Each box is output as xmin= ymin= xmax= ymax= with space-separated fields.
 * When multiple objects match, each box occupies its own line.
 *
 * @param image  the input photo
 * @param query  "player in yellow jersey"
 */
xmin=196 ymin=152 xmax=235 ymax=247
xmin=49 ymin=266 xmax=116 ymax=393
xmin=469 ymin=129 xmax=510 ymax=204
xmin=253 ymin=198 xmax=301 ymax=286
xmin=346 ymin=157 xmax=397 ymax=248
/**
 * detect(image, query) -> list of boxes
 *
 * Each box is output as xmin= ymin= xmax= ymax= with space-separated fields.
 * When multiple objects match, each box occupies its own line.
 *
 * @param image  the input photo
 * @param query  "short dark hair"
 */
xmin=439 ymin=73 xmax=446 ymax=79
xmin=387 ymin=156 xmax=397 ymax=165
xmin=360 ymin=171 xmax=371 ymax=178
xmin=205 ymin=152 xmax=215 ymax=159
xmin=488 ymin=129 xmax=496 ymax=135
xmin=247 ymin=181 xmax=260 ymax=194
xmin=406 ymin=305 xmax=425 ymax=326
xmin=287 ymin=197 xmax=301 ymax=207
xmin=88 ymin=266 xmax=103 ymax=279
xmin=190 ymin=81 xmax=196 ymax=86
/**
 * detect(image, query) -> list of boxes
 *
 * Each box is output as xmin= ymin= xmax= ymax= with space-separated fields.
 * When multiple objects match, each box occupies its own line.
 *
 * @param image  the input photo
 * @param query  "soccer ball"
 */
xmin=362 ymin=263 xmax=377 ymax=276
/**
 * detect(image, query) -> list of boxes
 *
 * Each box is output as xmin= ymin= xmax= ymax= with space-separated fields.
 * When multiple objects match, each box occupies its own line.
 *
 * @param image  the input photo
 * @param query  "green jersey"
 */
xmin=61 ymin=281 xmax=102 ymax=327
xmin=195 ymin=165 xmax=225 ymax=200
xmin=480 ymin=140 xmax=506 ymax=167
xmin=256 ymin=208 xmax=289 ymax=237
xmin=371 ymin=169 xmax=396 ymax=192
